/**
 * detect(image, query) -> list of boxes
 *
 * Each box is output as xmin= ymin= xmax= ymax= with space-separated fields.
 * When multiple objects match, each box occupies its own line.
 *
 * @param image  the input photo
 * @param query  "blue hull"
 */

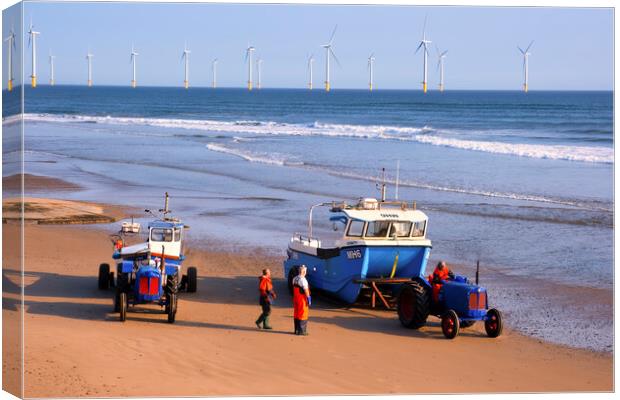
xmin=284 ymin=245 xmax=431 ymax=304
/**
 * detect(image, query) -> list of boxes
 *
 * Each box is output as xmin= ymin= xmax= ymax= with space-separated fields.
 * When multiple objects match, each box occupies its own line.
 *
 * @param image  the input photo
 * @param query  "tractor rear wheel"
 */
xmin=98 ymin=263 xmax=110 ymax=290
xmin=167 ymin=293 xmax=177 ymax=323
xmin=441 ymin=309 xmax=460 ymax=339
xmin=397 ymin=280 xmax=430 ymax=329
xmin=119 ymin=292 xmax=127 ymax=322
xmin=186 ymin=267 xmax=197 ymax=293
xmin=287 ymin=267 xmax=299 ymax=295
xmin=485 ymin=308 xmax=503 ymax=338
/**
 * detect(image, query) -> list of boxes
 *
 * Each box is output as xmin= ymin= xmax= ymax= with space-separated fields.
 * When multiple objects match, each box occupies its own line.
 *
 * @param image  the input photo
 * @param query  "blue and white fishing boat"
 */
xmin=283 ymin=196 xmax=432 ymax=304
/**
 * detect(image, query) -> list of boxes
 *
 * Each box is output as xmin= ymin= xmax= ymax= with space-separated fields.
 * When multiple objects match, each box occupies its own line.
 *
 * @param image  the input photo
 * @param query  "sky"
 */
xmin=1 ymin=1 xmax=614 ymax=90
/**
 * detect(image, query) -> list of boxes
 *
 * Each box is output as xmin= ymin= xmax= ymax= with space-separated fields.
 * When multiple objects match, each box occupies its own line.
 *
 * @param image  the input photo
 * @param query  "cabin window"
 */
xmin=365 ymin=221 xmax=391 ymax=238
xmin=174 ymin=228 xmax=182 ymax=242
xmin=390 ymin=221 xmax=413 ymax=237
xmin=347 ymin=220 xmax=365 ymax=237
xmin=412 ymin=221 xmax=426 ymax=237
xmin=151 ymin=228 xmax=173 ymax=242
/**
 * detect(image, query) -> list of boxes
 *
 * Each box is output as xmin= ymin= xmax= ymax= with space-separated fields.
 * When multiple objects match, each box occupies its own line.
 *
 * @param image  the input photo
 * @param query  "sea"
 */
xmin=3 ymin=86 xmax=614 ymax=352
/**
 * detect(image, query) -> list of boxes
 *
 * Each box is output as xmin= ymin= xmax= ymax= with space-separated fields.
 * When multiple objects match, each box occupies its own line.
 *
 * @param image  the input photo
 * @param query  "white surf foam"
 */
xmin=206 ymin=143 xmax=303 ymax=167
xmin=23 ymin=113 xmax=614 ymax=164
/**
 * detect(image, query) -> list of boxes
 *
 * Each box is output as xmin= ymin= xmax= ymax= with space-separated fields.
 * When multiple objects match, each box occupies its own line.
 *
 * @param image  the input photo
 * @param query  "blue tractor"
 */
xmin=396 ymin=264 xmax=503 ymax=339
xmin=98 ymin=193 xmax=198 ymax=323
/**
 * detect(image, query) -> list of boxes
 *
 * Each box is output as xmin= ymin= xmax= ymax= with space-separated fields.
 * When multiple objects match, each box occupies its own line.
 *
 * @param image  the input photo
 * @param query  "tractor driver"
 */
xmin=428 ymin=261 xmax=455 ymax=302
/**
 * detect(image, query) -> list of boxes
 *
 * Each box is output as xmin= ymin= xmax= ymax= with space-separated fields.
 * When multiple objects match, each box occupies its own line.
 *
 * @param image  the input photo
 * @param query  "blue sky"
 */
xmin=2 ymin=2 xmax=614 ymax=90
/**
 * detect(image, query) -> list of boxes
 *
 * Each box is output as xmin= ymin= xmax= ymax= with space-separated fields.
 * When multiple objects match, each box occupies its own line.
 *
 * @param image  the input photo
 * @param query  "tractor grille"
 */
xmin=469 ymin=291 xmax=487 ymax=310
xmin=139 ymin=277 xmax=160 ymax=295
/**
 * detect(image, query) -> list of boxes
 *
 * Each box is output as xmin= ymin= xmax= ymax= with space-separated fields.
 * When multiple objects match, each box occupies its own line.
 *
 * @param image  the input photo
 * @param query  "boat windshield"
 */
xmin=366 ymin=221 xmax=391 ymax=238
xmin=389 ymin=221 xmax=412 ymax=237
xmin=151 ymin=228 xmax=173 ymax=242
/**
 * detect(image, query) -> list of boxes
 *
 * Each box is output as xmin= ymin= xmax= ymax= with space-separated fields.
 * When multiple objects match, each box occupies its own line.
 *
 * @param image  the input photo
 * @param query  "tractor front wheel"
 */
xmin=119 ymin=292 xmax=127 ymax=322
xmin=485 ymin=308 xmax=503 ymax=338
xmin=441 ymin=309 xmax=460 ymax=339
xmin=397 ymin=280 xmax=430 ymax=329
xmin=98 ymin=263 xmax=110 ymax=290
xmin=186 ymin=267 xmax=197 ymax=293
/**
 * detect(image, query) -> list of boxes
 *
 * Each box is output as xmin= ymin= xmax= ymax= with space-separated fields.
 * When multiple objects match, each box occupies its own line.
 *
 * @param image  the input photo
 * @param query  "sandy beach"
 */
xmin=2 ymin=210 xmax=613 ymax=397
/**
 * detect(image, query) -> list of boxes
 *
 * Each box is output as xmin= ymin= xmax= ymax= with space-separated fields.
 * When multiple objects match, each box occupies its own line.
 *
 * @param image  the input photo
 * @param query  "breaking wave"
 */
xmin=22 ymin=113 xmax=614 ymax=164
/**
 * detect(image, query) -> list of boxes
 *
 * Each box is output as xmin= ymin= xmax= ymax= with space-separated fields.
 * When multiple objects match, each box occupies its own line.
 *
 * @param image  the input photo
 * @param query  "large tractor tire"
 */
xmin=119 ymin=292 xmax=127 ymax=322
xmin=98 ymin=263 xmax=110 ymax=290
xmin=167 ymin=293 xmax=177 ymax=323
xmin=287 ymin=267 xmax=299 ymax=295
xmin=441 ymin=309 xmax=460 ymax=339
xmin=166 ymin=272 xmax=179 ymax=295
xmin=484 ymin=308 xmax=503 ymax=338
xmin=397 ymin=279 xmax=431 ymax=329
xmin=186 ymin=267 xmax=198 ymax=293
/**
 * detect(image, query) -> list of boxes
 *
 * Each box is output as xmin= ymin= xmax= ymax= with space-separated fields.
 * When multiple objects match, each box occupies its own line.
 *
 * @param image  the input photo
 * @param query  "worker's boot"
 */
xmin=255 ymin=314 xmax=264 ymax=329
xmin=263 ymin=315 xmax=273 ymax=330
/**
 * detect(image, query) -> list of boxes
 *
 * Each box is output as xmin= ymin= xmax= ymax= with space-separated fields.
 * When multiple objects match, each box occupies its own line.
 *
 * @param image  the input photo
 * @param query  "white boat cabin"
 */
xmin=289 ymin=198 xmax=432 ymax=255
xmin=147 ymin=220 xmax=184 ymax=260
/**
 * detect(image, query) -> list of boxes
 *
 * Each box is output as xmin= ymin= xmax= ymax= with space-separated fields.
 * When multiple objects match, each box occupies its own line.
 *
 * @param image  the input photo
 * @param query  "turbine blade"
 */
xmin=525 ymin=40 xmax=534 ymax=53
xmin=518 ymin=46 xmax=524 ymax=54
xmin=441 ymin=50 xmax=448 ymax=57
xmin=415 ymin=41 xmax=423 ymax=54
xmin=422 ymin=15 xmax=427 ymax=37
xmin=328 ymin=25 xmax=338 ymax=45
xmin=330 ymin=48 xmax=342 ymax=68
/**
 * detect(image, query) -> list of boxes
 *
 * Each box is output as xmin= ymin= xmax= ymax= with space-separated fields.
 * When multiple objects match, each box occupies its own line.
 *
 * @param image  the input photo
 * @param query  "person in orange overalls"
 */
xmin=428 ymin=261 xmax=454 ymax=302
xmin=255 ymin=269 xmax=276 ymax=329
xmin=292 ymin=265 xmax=311 ymax=336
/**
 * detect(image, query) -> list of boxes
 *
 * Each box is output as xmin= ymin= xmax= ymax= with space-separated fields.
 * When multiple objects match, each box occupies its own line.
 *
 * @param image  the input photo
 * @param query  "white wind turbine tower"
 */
xmin=49 ymin=51 xmax=56 ymax=86
xmin=415 ymin=17 xmax=431 ymax=93
xmin=86 ymin=49 xmax=94 ymax=87
xmin=28 ymin=21 xmax=40 ymax=88
xmin=367 ymin=53 xmax=375 ymax=91
xmin=182 ymin=43 xmax=190 ymax=89
xmin=436 ymin=46 xmax=447 ymax=92
xmin=245 ymin=45 xmax=255 ymax=91
xmin=321 ymin=25 xmax=341 ymax=92
xmin=518 ymin=41 xmax=534 ymax=93
xmin=256 ymin=58 xmax=263 ymax=89
xmin=4 ymin=27 xmax=16 ymax=91
xmin=307 ymin=54 xmax=314 ymax=90
xmin=212 ymin=58 xmax=218 ymax=88
xmin=130 ymin=44 xmax=139 ymax=88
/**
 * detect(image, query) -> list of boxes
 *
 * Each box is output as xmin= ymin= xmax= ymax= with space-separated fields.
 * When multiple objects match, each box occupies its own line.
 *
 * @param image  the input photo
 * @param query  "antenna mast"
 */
xmin=381 ymin=168 xmax=387 ymax=202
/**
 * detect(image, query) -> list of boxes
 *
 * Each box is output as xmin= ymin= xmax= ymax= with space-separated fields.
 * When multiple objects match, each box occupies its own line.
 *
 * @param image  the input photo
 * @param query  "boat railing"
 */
xmin=291 ymin=232 xmax=322 ymax=248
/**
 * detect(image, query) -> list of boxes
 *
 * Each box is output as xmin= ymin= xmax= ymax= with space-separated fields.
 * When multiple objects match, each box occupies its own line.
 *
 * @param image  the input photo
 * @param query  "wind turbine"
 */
xmin=518 ymin=41 xmax=534 ymax=93
xmin=245 ymin=45 xmax=255 ymax=91
xmin=4 ymin=27 xmax=15 ymax=91
xmin=49 ymin=51 xmax=56 ymax=86
xmin=415 ymin=17 xmax=431 ymax=93
xmin=130 ymin=44 xmax=138 ymax=88
xmin=182 ymin=43 xmax=190 ymax=89
xmin=436 ymin=46 xmax=447 ymax=92
xmin=307 ymin=54 xmax=314 ymax=90
xmin=86 ymin=49 xmax=94 ymax=87
xmin=321 ymin=25 xmax=341 ymax=92
xmin=256 ymin=58 xmax=263 ymax=89
xmin=212 ymin=58 xmax=218 ymax=88
xmin=28 ymin=21 xmax=40 ymax=88
xmin=367 ymin=53 xmax=375 ymax=91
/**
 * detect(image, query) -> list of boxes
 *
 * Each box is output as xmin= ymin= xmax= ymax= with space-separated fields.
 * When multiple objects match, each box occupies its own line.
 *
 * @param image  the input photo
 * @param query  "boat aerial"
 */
xmin=283 ymin=194 xmax=432 ymax=304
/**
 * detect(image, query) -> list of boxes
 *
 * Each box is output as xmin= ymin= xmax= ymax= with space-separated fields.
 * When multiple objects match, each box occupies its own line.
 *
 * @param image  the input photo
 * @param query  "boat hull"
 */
xmin=284 ymin=244 xmax=431 ymax=304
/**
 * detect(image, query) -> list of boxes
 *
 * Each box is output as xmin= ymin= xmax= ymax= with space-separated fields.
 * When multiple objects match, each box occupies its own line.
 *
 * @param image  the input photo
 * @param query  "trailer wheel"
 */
xmin=119 ymin=292 xmax=127 ymax=322
xmin=441 ymin=310 xmax=460 ymax=339
xmin=98 ymin=263 xmax=110 ymax=290
xmin=287 ymin=267 xmax=299 ymax=295
xmin=167 ymin=293 xmax=177 ymax=323
xmin=186 ymin=267 xmax=197 ymax=293
xmin=397 ymin=280 xmax=430 ymax=329
xmin=485 ymin=308 xmax=503 ymax=338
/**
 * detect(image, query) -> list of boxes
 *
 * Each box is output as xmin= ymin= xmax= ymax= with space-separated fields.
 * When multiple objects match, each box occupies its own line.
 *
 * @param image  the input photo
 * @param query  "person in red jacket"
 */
xmin=255 ymin=269 xmax=276 ymax=329
xmin=292 ymin=265 xmax=311 ymax=336
xmin=428 ymin=261 xmax=454 ymax=302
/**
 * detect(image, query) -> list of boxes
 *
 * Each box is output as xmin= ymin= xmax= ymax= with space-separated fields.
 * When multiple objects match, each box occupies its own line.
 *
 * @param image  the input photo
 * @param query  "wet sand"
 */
xmin=2 ymin=220 xmax=613 ymax=397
